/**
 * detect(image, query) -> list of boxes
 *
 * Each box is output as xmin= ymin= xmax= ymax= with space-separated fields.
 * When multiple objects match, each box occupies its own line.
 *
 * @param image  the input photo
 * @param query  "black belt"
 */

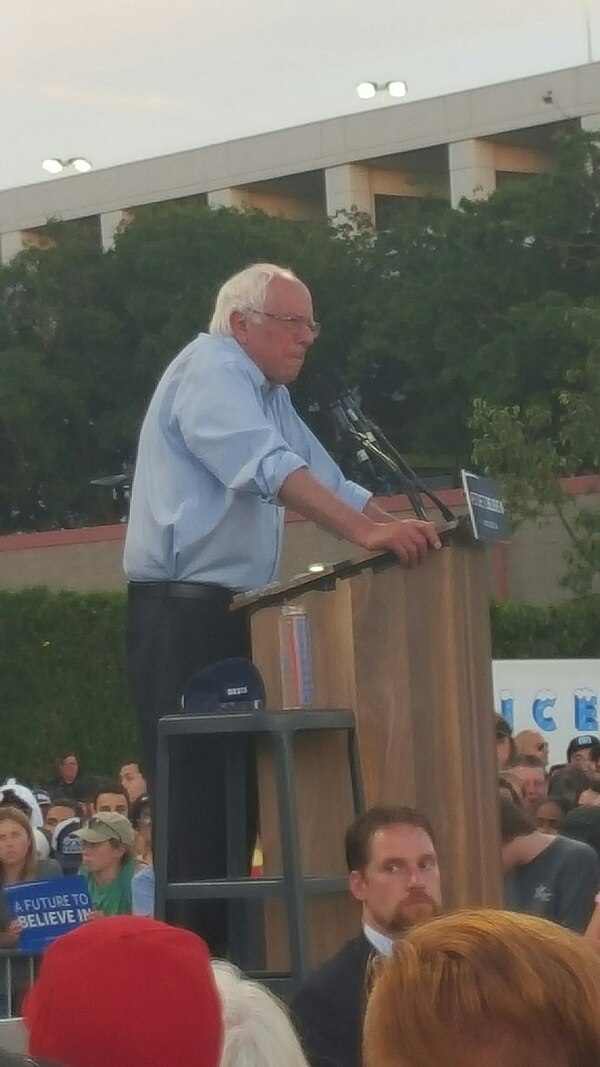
xmin=127 ymin=581 xmax=233 ymax=602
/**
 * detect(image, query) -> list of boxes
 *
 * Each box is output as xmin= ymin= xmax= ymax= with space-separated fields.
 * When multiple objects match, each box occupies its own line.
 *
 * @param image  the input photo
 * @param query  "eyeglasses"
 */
xmin=246 ymin=309 xmax=321 ymax=339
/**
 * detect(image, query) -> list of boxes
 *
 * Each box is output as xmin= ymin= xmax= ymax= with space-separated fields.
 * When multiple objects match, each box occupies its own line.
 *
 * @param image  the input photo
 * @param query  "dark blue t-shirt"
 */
xmin=505 ymin=835 xmax=600 ymax=933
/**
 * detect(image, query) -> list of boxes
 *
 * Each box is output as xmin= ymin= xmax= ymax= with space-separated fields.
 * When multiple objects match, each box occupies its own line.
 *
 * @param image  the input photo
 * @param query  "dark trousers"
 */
xmin=125 ymin=583 xmax=256 ymax=954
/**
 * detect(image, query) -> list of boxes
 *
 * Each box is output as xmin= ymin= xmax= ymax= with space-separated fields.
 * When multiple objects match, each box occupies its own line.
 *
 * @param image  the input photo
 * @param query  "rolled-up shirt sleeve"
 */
xmin=172 ymin=359 xmax=307 ymax=500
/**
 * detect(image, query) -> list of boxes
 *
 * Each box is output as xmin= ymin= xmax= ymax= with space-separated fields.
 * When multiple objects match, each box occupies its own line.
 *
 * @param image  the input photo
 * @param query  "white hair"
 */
xmin=208 ymin=263 xmax=299 ymax=335
xmin=211 ymin=960 xmax=309 ymax=1067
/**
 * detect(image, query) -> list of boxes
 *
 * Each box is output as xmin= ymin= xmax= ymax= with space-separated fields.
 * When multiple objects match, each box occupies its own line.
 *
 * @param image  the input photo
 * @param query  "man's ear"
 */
xmin=229 ymin=309 xmax=248 ymax=341
xmin=349 ymin=869 xmax=367 ymax=903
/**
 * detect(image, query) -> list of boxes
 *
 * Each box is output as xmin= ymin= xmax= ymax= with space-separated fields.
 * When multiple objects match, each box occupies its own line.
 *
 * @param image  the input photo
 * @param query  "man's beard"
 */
xmin=386 ymin=892 xmax=441 ymax=934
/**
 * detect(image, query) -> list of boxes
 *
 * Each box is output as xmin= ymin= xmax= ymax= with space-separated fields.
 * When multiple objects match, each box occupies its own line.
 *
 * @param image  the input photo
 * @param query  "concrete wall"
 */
xmin=0 ymin=527 xmax=127 ymax=592
xmin=0 ymin=494 xmax=466 ymax=594
xmin=505 ymin=484 xmax=600 ymax=605
xmin=2 ymin=479 xmax=598 ymax=604
xmin=0 ymin=515 xmax=374 ymax=593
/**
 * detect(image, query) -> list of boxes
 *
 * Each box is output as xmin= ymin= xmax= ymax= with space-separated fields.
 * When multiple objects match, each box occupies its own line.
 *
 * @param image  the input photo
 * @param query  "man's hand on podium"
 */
xmin=278 ymin=469 xmax=441 ymax=566
xmin=362 ymin=519 xmax=441 ymax=565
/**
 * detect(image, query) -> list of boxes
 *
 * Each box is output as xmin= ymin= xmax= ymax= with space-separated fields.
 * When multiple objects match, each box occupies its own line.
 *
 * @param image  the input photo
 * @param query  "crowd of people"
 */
xmin=496 ymin=718 xmax=600 ymax=933
xmin=0 ymin=734 xmax=599 ymax=1065
xmin=4 ymin=259 xmax=600 ymax=1063
xmin=0 ymin=752 xmax=153 ymax=959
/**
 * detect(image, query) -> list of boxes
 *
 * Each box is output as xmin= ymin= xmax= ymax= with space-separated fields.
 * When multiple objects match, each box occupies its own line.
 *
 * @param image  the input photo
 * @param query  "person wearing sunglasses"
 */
xmin=74 ymin=812 xmax=137 ymax=917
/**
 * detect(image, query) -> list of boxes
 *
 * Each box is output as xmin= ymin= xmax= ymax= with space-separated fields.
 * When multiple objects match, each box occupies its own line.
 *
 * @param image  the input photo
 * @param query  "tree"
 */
xmin=0 ymin=205 xmax=375 ymax=529
xmin=352 ymin=133 xmax=600 ymax=461
xmin=0 ymin=223 xmax=121 ymax=530
xmin=3 ymin=131 xmax=600 ymax=532
xmin=471 ymin=299 xmax=600 ymax=595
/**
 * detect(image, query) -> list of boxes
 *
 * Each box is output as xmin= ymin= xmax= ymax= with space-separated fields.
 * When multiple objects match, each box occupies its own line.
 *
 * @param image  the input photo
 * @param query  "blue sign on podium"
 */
xmin=5 ymin=875 xmax=92 ymax=952
xmin=461 ymin=469 xmax=510 ymax=544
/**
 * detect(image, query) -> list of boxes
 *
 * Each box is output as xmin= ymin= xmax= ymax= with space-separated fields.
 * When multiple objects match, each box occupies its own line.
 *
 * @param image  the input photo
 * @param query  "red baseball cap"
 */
xmin=24 ymin=916 xmax=223 ymax=1067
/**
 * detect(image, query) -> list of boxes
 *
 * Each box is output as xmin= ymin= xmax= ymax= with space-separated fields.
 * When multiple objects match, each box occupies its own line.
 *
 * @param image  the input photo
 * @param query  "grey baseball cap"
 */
xmin=74 ymin=811 xmax=134 ymax=847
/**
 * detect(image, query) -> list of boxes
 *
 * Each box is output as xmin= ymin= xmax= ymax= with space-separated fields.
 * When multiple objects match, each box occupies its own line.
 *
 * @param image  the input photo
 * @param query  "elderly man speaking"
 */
xmin=124 ymin=263 xmax=439 ymax=948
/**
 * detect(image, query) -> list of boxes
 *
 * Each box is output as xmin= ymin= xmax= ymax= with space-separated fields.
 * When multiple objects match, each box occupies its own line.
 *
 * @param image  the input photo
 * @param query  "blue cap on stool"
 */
xmin=181 ymin=658 xmax=266 ymax=713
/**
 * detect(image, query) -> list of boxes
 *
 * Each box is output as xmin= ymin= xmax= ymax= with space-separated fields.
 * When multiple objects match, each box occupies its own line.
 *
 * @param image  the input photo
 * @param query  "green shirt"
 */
xmin=81 ymin=858 xmax=136 ymax=916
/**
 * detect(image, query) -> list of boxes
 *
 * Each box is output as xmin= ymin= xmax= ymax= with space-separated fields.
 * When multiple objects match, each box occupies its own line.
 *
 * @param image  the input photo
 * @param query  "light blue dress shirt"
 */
xmin=131 ymin=864 xmax=155 ymax=917
xmin=124 ymin=333 xmax=371 ymax=589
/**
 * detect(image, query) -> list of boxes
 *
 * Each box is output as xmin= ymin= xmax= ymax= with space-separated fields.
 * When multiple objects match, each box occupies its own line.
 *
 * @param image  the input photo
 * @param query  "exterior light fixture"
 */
xmin=41 ymin=157 xmax=93 ymax=175
xmin=387 ymin=80 xmax=407 ymax=98
xmin=308 ymin=563 xmax=327 ymax=574
xmin=356 ymin=82 xmax=377 ymax=99
xmin=42 ymin=159 xmax=64 ymax=174
xmin=356 ymin=81 xmax=407 ymax=100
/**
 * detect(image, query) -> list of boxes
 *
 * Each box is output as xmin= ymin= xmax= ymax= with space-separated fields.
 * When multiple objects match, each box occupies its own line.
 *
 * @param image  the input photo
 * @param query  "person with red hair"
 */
xmin=363 ymin=908 xmax=600 ymax=1067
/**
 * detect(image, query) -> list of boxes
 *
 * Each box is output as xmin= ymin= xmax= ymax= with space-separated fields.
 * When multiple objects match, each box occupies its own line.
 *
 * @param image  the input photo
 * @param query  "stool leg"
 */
xmin=225 ymin=736 xmax=248 ymax=877
xmin=348 ymin=728 xmax=365 ymax=814
xmin=154 ymin=728 xmax=170 ymax=921
xmin=226 ymin=736 xmax=248 ymax=965
xmin=273 ymin=730 xmax=309 ymax=987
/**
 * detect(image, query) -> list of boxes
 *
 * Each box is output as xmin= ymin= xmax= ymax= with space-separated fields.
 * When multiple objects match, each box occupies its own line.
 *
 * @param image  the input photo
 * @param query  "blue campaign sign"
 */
xmin=5 ymin=875 xmax=92 ymax=952
xmin=461 ymin=469 xmax=510 ymax=544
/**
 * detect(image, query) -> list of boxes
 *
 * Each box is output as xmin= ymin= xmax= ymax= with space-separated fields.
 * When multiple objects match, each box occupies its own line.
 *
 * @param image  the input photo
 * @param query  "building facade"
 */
xmin=1 ymin=61 xmax=600 ymax=262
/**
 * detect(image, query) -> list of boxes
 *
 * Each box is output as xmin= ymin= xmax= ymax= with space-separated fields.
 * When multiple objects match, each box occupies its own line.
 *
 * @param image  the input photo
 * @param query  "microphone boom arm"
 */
xmin=363 ymin=416 xmax=456 ymax=523
xmin=322 ymin=373 xmax=456 ymax=523
xmin=342 ymin=420 xmax=429 ymax=520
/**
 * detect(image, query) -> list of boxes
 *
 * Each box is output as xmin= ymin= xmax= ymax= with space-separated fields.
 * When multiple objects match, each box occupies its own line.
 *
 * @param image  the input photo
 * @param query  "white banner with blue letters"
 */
xmin=492 ymin=659 xmax=600 ymax=767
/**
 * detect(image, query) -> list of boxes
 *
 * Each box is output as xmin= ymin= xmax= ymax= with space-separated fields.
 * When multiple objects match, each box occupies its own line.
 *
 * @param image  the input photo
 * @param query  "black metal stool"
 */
xmin=154 ymin=708 xmax=364 ymax=994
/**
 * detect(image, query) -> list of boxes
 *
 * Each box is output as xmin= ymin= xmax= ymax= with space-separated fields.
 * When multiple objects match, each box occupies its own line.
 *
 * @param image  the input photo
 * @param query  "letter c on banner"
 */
xmin=532 ymin=696 xmax=557 ymax=732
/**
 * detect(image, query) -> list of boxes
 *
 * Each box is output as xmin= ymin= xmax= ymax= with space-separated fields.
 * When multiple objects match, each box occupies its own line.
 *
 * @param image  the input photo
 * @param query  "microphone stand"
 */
xmin=329 ymin=400 xmax=384 ymax=490
xmin=335 ymin=389 xmax=456 ymax=524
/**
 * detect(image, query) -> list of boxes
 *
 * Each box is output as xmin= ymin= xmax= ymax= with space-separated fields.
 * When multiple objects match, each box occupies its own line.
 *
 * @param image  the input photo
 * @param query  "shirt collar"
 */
xmin=211 ymin=333 xmax=278 ymax=399
xmin=363 ymin=922 xmax=394 ymax=958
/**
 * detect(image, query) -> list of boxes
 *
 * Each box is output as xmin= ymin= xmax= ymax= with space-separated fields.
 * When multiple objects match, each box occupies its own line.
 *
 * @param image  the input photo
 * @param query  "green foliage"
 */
xmin=4 ymin=131 xmax=600 ymax=530
xmin=562 ymin=510 xmax=600 ymax=598
xmin=471 ymin=299 xmax=600 ymax=594
xmin=0 ymin=224 xmax=125 ymax=530
xmin=0 ymin=588 xmax=134 ymax=783
xmin=490 ymin=596 xmax=600 ymax=658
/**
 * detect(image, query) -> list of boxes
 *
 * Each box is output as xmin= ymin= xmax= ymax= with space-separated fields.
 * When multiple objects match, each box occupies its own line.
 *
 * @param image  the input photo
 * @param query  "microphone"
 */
xmin=331 ymin=401 xmax=381 ymax=484
xmin=310 ymin=374 xmax=380 ymax=485
xmin=311 ymin=370 xmax=427 ymax=518
xmin=315 ymin=370 xmax=456 ymax=523
xmin=321 ymin=371 xmax=371 ymax=434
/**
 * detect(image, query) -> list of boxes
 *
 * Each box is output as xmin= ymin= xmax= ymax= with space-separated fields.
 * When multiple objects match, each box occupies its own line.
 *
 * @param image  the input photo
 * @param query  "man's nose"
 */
xmin=407 ymin=867 xmax=425 ymax=887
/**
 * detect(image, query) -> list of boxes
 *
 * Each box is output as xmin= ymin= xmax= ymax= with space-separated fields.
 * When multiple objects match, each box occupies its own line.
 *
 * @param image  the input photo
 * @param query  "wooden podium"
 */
xmin=236 ymin=523 xmax=503 ymax=970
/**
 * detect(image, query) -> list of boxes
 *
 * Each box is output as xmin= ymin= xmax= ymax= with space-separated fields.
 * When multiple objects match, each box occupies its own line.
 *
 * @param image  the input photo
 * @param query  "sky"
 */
xmin=1 ymin=0 xmax=597 ymax=191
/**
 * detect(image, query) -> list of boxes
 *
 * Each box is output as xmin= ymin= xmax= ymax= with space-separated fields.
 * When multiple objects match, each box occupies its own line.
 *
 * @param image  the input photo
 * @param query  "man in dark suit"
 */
xmin=291 ymin=806 xmax=442 ymax=1067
